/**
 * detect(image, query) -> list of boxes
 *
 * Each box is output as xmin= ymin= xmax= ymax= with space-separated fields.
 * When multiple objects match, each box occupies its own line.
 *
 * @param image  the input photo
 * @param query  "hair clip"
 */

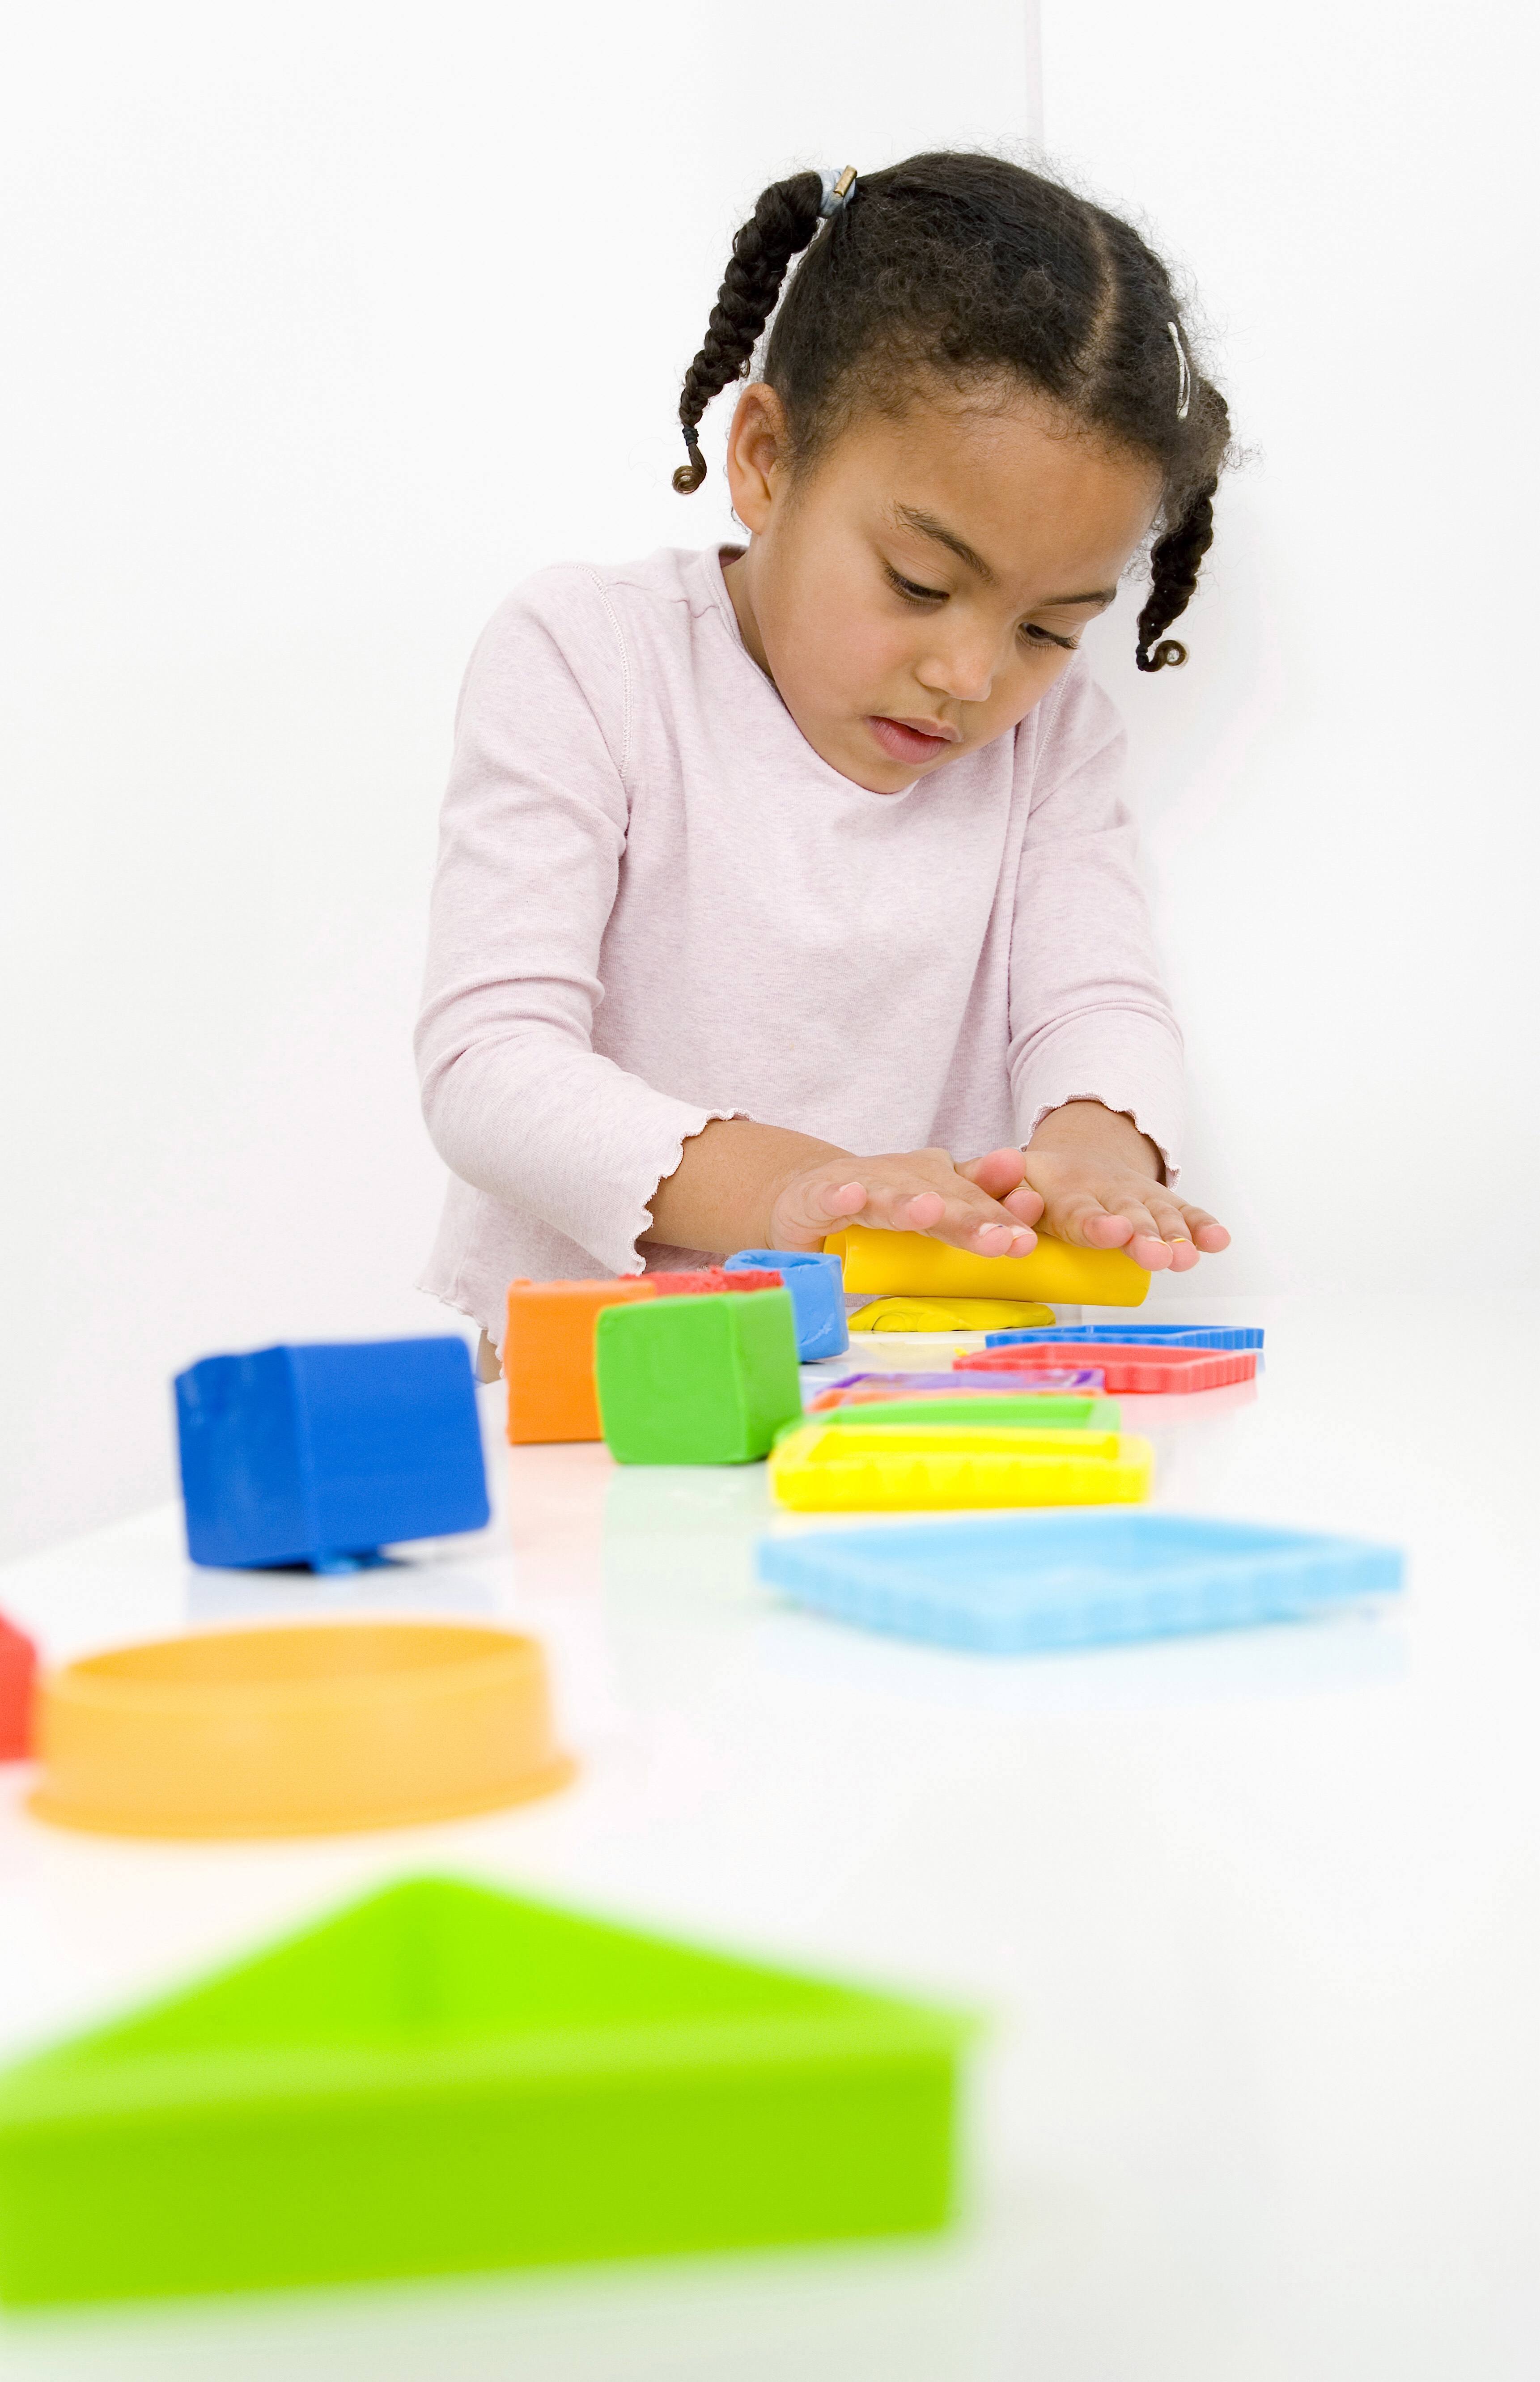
xmin=819 ymin=166 xmax=858 ymax=219
xmin=1167 ymin=322 xmax=1191 ymax=420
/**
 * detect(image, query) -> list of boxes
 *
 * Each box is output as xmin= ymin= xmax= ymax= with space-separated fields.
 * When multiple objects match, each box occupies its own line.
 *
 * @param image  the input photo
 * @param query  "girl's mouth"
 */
xmin=865 ymin=715 xmax=960 ymax=766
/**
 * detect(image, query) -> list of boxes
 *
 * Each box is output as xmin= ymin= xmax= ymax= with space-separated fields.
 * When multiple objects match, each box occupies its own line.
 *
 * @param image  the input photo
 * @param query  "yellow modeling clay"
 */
xmin=825 ymin=1226 xmax=1150 ymax=1308
xmin=848 ymin=1297 xmax=1056 ymax=1333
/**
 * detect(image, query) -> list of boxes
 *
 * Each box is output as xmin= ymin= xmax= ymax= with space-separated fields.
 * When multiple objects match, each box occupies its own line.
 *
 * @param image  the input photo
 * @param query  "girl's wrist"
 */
xmin=645 ymin=1118 xmax=852 ymax=1255
xmin=1027 ymin=1100 xmax=1164 ymax=1184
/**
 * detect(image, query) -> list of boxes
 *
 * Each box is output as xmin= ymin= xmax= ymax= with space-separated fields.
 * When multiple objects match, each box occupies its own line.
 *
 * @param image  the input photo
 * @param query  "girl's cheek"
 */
xmin=785 ymin=605 xmax=899 ymax=706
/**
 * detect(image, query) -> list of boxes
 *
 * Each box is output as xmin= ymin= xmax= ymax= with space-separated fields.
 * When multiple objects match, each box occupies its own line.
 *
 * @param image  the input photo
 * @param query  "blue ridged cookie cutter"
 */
xmin=984 ymin=1323 xmax=1264 ymax=1351
xmin=757 ymin=1511 xmax=1401 ymax=1654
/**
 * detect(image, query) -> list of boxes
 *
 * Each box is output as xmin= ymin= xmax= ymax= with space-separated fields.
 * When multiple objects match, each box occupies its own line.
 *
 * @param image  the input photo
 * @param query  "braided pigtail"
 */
xmin=673 ymin=171 xmax=827 ymax=493
xmin=1135 ymin=381 xmax=1230 ymax=671
xmin=1134 ymin=480 xmax=1216 ymax=670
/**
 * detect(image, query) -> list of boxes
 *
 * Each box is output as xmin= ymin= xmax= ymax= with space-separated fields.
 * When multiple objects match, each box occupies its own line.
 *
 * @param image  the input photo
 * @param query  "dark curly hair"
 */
xmin=673 ymin=153 xmax=1231 ymax=671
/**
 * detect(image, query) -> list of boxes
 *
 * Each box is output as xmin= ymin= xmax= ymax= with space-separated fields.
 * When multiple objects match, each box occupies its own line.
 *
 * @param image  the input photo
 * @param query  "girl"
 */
xmin=416 ymin=153 xmax=1232 ymax=1361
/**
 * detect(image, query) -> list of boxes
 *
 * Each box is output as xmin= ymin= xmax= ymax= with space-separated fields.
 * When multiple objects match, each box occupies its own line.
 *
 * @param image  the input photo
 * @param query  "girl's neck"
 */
xmin=719 ymin=546 xmax=773 ymax=681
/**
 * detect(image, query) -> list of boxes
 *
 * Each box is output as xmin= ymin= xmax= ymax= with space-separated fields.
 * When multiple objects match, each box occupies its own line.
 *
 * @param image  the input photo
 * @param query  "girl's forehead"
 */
xmin=815 ymin=393 xmax=1162 ymax=576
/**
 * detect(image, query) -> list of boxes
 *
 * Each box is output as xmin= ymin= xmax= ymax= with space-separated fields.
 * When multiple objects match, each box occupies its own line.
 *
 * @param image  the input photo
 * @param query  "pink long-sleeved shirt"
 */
xmin=416 ymin=545 xmax=1184 ymax=1347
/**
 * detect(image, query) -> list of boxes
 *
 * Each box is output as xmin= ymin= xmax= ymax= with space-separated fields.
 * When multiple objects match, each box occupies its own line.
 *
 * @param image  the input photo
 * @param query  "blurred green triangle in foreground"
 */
xmin=0 ymin=1874 xmax=972 ymax=2305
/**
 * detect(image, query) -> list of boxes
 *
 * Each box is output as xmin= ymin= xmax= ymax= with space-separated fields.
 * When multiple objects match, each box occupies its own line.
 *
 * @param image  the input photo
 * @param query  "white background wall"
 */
xmin=4 ymin=2 xmax=1535 ymax=1562
xmin=0 ymin=0 xmax=1041 ymax=1560
xmin=1044 ymin=4 xmax=1540 ymax=1303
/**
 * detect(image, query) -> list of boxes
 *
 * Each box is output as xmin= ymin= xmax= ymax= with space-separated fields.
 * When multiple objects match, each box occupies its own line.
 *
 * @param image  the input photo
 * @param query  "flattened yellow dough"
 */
xmin=848 ymin=1297 xmax=1057 ymax=1333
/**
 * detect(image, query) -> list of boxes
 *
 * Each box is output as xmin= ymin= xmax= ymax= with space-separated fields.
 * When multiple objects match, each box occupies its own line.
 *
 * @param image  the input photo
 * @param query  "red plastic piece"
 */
xmin=0 ymin=1612 xmax=38 ymax=1761
xmin=954 ymin=1344 xmax=1258 ymax=1394
xmin=650 ymin=1268 xmax=784 ymax=1296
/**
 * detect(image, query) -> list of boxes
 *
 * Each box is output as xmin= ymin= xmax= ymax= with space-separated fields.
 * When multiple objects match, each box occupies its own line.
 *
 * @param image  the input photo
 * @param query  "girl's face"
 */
xmin=721 ymin=382 xmax=1163 ymax=794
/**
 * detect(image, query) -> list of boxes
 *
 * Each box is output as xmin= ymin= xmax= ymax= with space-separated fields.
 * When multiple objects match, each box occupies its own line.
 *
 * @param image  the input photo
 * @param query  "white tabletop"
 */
xmin=1 ymin=1293 xmax=1536 ymax=2382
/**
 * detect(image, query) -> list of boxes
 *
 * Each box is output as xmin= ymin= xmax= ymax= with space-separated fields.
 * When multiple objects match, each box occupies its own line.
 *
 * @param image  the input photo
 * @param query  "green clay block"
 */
xmin=772 ymin=1395 xmax=1120 ymax=1447
xmin=0 ymin=1876 xmax=970 ymax=2305
xmin=595 ymin=1288 xmax=802 ymax=1464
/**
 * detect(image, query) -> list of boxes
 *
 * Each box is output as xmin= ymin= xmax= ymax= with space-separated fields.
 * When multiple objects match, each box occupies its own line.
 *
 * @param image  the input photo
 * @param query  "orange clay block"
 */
xmin=505 ymin=1279 xmax=659 ymax=1445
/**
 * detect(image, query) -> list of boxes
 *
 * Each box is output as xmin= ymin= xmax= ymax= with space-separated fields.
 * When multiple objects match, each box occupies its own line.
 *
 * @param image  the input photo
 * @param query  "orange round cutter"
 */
xmin=29 ymin=1621 xmax=574 ymax=1838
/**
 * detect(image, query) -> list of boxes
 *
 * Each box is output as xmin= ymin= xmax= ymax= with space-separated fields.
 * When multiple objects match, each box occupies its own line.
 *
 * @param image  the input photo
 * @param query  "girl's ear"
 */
xmin=724 ymin=384 xmax=790 ymax=534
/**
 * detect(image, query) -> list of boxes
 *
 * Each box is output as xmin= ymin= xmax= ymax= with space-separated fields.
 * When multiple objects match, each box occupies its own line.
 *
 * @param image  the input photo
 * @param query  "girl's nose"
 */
xmin=917 ymin=643 xmax=997 ymax=706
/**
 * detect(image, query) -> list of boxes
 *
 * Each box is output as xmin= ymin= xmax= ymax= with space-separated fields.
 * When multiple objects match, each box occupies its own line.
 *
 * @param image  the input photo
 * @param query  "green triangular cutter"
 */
xmin=0 ymin=1876 xmax=972 ymax=2305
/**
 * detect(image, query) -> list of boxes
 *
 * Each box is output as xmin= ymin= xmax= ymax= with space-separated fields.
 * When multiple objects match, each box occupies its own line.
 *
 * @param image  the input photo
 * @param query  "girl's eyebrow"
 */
xmin=894 ymin=504 xmax=996 ymax=581
xmin=891 ymin=506 xmax=1115 ymax=608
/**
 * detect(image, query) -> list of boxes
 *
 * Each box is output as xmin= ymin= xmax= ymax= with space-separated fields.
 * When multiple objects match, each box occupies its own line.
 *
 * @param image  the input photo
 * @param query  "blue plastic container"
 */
xmin=757 ymin=1512 xmax=1401 ymax=1653
xmin=725 ymin=1250 xmax=848 ymax=1362
xmin=174 ymin=1339 xmax=489 ymax=1571
xmin=984 ymin=1323 xmax=1264 ymax=1351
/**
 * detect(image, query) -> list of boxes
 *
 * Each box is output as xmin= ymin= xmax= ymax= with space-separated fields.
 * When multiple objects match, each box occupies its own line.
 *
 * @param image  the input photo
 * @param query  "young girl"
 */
xmin=415 ymin=152 xmax=1232 ymax=1362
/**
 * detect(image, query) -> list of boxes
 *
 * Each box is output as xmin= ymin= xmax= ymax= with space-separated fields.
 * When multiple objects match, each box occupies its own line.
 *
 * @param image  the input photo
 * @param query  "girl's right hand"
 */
xmin=766 ymin=1144 xmax=1042 ymax=1257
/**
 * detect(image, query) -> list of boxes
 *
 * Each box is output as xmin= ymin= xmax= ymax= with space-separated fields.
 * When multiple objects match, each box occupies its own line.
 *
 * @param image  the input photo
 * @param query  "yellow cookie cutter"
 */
xmin=769 ymin=1422 xmax=1154 ymax=1513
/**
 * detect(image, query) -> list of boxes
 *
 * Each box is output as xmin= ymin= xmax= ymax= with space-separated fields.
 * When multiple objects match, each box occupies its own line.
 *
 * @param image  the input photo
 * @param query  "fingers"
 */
xmin=1027 ymin=1182 xmax=1198 ymax=1274
xmin=769 ymin=1145 xmax=1228 ymax=1272
xmin=808 ymin=1180 xmax=872 ymax=1222
xmin=875 ymin=1182 xmax=1036 ymax=1254
xmin=1180 ymin=1205 xmax=1231 ymax=1253
xmin=1003 ymin=1183 xmax=1046 ymax=1224
xmin=770 ymin=1153 xmax=1037 ymax=1257
xmin=851 ymin=1152 xmax=1038 ymax=1255
xmin=1056 ymin=1189 xmax=1169 ymax=1258
xmin=958 ymin=1146 xmax=1027 ymax=1200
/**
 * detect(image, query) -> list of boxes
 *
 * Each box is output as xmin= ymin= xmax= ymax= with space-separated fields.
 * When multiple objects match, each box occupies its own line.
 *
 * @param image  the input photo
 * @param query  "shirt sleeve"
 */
xmin=1006 ymin=660 xmax=1186 ymax=1184
xmin=414 ymin=569 xmax=738 ymax=1276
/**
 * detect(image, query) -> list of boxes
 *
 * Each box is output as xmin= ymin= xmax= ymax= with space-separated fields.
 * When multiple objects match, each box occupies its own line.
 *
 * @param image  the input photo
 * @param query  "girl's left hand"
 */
xmin=1012 ymin=1101 xmax=1230 ymax=1274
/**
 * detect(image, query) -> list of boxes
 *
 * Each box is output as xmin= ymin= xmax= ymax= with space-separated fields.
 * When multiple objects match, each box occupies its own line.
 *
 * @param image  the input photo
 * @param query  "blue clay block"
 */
xmin=174 ymin=1339 xmax=489 ymax=1570
xmin=725 ymin=1250 xmax=848 ymax=1362
xmin=985 ymin=1323 xmax=1264 ymax=1351
xmin=756 ymin=1511 xmax=1401 ymax=1653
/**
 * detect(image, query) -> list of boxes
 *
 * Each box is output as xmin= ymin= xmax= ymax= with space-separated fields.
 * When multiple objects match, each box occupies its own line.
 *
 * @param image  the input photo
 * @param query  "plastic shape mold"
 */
xmin=808 ymin=1370 xmax=1106 ymax=1408
xmin=957 ymin=1345 xmax=1257 ymax=1394
xmin=0 ymin=1875 xmax=969 ymax=2304
xmin=824 ymin=1224 xmax=1150 ymax=1307
xmin=28 ymin=1622 xmax=573 ymax=1839
xmin=848 ymin=1297 xmax=1056 ymax=1333
xmin=725 ymin=1250 xmax=849 ymax=1360
xmin=768 ymin=1424 xmax=1152 ymax=1512
xmin=505 ymin=1278 xmax=659 ymax=1444
xmin=757 ymin=1511 xmax=1404 ymax=1652
xmin=595 ymin=1289 xmax=803 ymax=1464
xmin=175 ymin=1338 xmax=488 ymax=1569
xmin=776 ymin=1395 xmax=1120 ymax=1441
xmin=0 ymin=1614 xmax=37 ymax=1761
xmin=985 ymin=1323 xmax=1264 ymax=1351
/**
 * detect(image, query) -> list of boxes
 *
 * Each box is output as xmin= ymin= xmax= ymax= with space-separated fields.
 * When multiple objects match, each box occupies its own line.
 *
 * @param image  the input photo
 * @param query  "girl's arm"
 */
xmin=416 ymin=574 xmax=742 ymax=1277
xmin=1005 ymin=666 xmax=1229 ymax=1270
xmin=644 ymin=1121 xmax=1041 ymax=1257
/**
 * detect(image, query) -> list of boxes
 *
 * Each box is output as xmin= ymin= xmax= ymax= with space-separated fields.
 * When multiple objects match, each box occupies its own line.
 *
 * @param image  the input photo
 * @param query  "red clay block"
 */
xmin=955 ymin=1345 xmax=1257 ymax=1395
xmin=650 ymin=1268 xmax=785 ymax=1297
xmin=0 ymin=1613 xmax=38 ymax=1761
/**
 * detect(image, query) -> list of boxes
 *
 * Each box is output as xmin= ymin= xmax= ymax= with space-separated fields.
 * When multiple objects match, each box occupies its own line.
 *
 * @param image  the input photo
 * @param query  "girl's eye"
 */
xmin=885 ymin=567 xmax=947 ymax=606
xmin=1021 ymin=623 xmax=1078 ymax=652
